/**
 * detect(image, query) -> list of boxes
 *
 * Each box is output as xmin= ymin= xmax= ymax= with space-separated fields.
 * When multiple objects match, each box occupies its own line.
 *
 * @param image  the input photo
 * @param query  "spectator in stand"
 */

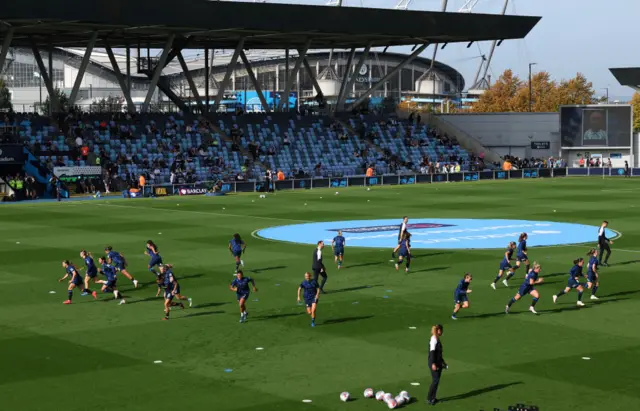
xmin=277 ymin=170 xmax=285 ymax=181
xmin=75 ymin=135 xmax=83 ymax=147
xmin=366 ymin=166 xmax=374 ymax=177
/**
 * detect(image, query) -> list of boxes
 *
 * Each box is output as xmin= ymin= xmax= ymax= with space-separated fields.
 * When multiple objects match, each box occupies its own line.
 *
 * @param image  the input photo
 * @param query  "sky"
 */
xmin=259 ymin=0 xmax=639 ymax=100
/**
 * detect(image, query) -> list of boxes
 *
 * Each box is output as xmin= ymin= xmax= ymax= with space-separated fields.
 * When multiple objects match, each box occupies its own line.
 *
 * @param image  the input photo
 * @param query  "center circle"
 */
xmin=256 ymin=218 xmax=614 ymax=249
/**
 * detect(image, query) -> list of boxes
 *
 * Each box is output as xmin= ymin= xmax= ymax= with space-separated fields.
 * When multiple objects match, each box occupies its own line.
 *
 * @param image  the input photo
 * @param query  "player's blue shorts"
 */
xmin=113 ymin=260 xmax=125 ymax=271
xmin=454 ymin=293 xmax=468 ymax=304
xmin=149 ymin=256 xmax=163 ymax=267
xmin=305 ymin=297 xmax=318 ymax=307
xmin=499 ymin=261 xmax=512 ymax=270
xmin=334 ymin=247 xmax=344 ymax=257
xmin=232 ymin=250 xmax=242 ymax=258
xmin=164 ymin=289 xmax=174 ymax=300
xmin=399 ymin=249 xmax=409 ymax=258
xmin=86 ymin=267 xmax=98 ymax=278
xmin=517 ymin=254 xmax=528 ymax=262
xmin=71 ymin=276 xmax=83 ymax=286
xmin=518 ymin=284 xmax=534 ymax=296
xmin=587 ymin=272 xmax=597 ymax=283
xmin=237 ymin=292 xmax=249 ymax=301
xmin=105 ymin=279 xmax=117 ymax=289
xmin=567 ymin=278 xmax=582 ymax=289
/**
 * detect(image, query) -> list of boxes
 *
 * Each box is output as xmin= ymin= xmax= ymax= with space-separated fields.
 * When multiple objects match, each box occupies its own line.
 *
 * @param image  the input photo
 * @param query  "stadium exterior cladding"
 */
xmin=1 ymin=0 xmax=541 ymax=49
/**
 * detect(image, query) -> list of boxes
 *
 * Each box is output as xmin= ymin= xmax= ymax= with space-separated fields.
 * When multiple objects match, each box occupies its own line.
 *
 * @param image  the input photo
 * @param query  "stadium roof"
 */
xmin=609 ymin=67 xmax=640 ymax=91
xmin=1 ymin=0 xmax=541 ymax=49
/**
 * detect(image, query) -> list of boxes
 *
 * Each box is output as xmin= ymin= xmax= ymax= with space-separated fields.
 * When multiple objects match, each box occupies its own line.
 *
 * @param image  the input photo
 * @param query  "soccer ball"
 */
xmin=387 ymin=399 xmax=398 ymax=409
xmin=335 ymin=191 xmax=339 ymax=195
xmin=363 ymin=388 xmax=374 ymax=398
xmin=394 ymin=395 xmax=405 ymax=406
xmin=383 ymin=393 xmax=394 ymax=403
xmin=367 ymin=187 xmax=371 ymax=191
xmin=259 ymin=194 xmax=266 ymax=199
xmin=399 ymin=391 xmax=410 ymax=401
xmin=340 ymin=392 xmax=350 ymax=402
xmin=375 ymin=391 xmax=385 ymax=401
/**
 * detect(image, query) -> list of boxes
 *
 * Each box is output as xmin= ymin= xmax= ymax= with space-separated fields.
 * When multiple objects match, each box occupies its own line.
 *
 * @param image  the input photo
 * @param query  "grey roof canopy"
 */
xmin=0 ymin=0 xmax=541 ymax=49
xmin=609 ymin=68 xmax=640 ymax=90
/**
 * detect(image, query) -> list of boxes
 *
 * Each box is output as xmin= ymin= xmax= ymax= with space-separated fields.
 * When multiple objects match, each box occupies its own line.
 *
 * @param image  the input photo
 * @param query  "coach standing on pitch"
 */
xmin=312 ymin=240 xmax=328 ymax=293
xmin=427 ymin=324 xmax=447 ymax=406
xmin=598 ymin=221 xmax=613 ymax=266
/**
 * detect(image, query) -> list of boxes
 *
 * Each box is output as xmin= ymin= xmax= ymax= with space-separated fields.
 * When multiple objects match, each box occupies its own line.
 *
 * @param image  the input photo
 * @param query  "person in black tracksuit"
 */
xmin=312 ymin=241 xmax=328 ymax=293
xmin=427 ymin=324 xmax=446 ymax=406
xmin=598 ymin=221 xmax=613 ymax=266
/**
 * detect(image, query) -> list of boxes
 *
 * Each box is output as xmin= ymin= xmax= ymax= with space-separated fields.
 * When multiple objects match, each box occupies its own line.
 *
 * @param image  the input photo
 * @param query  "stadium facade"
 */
xmin=2 ymin=47 xmax=465 ymax=112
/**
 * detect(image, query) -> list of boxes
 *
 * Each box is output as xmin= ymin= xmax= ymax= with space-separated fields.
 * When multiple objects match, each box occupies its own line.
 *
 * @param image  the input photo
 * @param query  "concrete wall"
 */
xmin=435 ymin=113 xmax=561 ymax=159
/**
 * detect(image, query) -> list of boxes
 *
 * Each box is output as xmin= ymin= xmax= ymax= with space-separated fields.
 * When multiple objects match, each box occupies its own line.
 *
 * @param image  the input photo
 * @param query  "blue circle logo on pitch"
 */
xmin=256 ymin=219 xmax=616 ymax=249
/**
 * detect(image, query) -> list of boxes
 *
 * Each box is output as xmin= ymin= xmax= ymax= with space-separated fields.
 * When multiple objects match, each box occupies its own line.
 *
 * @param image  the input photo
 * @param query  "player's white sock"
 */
xmin=113 ymin=290 xmax=118 ymax=299
xmin=240 ymin=260 xmax=245 ymax=267
xmin=133 ymin=279 xmax=139 ymax=288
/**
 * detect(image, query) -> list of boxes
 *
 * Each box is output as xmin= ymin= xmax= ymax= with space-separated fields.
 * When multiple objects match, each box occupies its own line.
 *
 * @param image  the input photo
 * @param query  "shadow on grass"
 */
xmin=249 ymin=266 xmax=287 ymax=274
xmin=256 ymin=312 xmax=304 ymax=321
xmin=179 ymin=310 xmax=225 ymax=319
xmin=440 ymin=381 xmax=524 ymax=402
xmin=323 ymin=315 xmax=374 ymax=325
xmin=329 ymin=284 xmax=381 ymax=294
xmin=409 ymin=266 xmax=449 ymax=274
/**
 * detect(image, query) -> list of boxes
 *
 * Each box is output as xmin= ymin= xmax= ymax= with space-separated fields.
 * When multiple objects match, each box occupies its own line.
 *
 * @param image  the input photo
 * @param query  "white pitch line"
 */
xmin=97 ymin=203 xmax=308 ymax=224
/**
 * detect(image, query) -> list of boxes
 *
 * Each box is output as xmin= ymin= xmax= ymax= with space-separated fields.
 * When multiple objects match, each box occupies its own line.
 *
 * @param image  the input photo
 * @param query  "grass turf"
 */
xmin=1 ymin=177 xmax=639 ymax=411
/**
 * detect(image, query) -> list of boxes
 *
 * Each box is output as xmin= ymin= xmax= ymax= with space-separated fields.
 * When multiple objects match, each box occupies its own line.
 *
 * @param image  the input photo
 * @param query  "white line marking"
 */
xmin=408 ymin=326 xmax=417 ymax=330
xmin=582 ymin=357 xmax=591 ymax=360
xmin=154 ymin=360 xmax=163 ymax=364
xmin=256 ymin=347 xmax=264 ymax=351
xmin=302 ymin=399 xmax=312 ymax=403
xmin=410 ymin=382 xmax=420 ymax=386
xmin=97 ymin=203 xmax=307 ymax=223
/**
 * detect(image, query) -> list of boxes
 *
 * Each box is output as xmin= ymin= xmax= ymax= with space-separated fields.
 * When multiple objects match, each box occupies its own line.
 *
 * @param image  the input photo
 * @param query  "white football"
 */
xmin=367 ymin=187 xmax=371 ymax=191
xmin=363 ymin=388 xmax=374 ymax=398
xmin=335 ymin=191 xmax=339 ymax=195
xmin=387 ymin=399 xmax=398 ymax=409
xmin=400 ymin=391 xmax=410 ymax=401
xmin=383 ymin=393 xmax=394 ymax=403
xmin=340 ymin=392 xmax=350 ymax=402
xmin=375 ymin=391 xmax=385 ymax=401
xmin=395 ymin=395 xmax=405 ymax=406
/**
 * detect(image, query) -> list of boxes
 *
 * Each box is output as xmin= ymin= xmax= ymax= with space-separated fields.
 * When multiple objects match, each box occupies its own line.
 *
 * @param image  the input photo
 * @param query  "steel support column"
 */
xmin=334 ymin=48 xmax=355 ymax=112
xmin=30 ymin=41 xmax=57 ymax=114
xmin=104 ymin=41 xmax=136 ymax=113
xmin=126 ymin=45 xmax=131 ymax=99
xmin=279 ymin=41 xmax=310 ymax=112
xmin=348 ymin=43 xmax=428 ymax=111
xmin=142 ymin=34 xmax=175 ymax=112
xmin=204 ymin=48 xmax=209 ymax=113
xmin=177 ymin=51 xmax=204 ymax=114
xmin=214 ymin=39 xmax=245 ymax=111
xmin=302 ymin=57 xmax=324 ymax=102
xmin=337 ymin=44 xmax=371 ymax=111
xmin=69 ymin=31 xmax=98 ymax=106
xmin=240 ymin=51 xmax=270 ymax=113
xmin=0 ymin=28 xmax=15 ymax=75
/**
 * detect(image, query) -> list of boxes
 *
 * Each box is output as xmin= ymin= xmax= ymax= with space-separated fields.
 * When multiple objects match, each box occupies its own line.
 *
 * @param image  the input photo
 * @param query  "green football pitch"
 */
xmin=1 ymin=178 xmax=639 ymax=411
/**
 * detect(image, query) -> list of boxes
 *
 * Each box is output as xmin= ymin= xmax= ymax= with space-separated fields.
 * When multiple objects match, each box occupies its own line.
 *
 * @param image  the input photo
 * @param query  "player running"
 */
xmin=228 ymin=233 xmax=246 ymax=273
xmin=80 ymin=250 xmax=99 ymax=296
xmin=505 ymin=262 xmax=544 ymax=315
xmin=452 ymin=273 xmax=472 ymax=320
xmin=145 ymin=240 xmax=163 ymax=277
xmin=332 ymin=230 xmax=346 ymax=269
xmin=515 ymin=233 xmax=530 ymax=275
xmin=229 ymin=270 xmax=257 ymax=323
xmin=59 ymin=260 xmax=97 ymax=304
xmin=96 ymin=256 xmax=125 ymax=304
xmin=491 ymin=242 xmax=517 ymax=289
xmin=161 ymin=264 xmax=189 ymax=320
xmin=586 ymin=248 xmax=600 ymax=300
xmin=552 ymin=258 xmax=586 ymax=307
xmin=391 ymin=216 xmax=409 ymax=258
xmin=395 ymin=232 xmax=412 ymax=273
xmin=297 ymin=272 xmax=321 ymax=327
xmin=159 ymin=264 xmax=192 ymax=306
xmin=105 ymin=246 xmax=139 ymax=288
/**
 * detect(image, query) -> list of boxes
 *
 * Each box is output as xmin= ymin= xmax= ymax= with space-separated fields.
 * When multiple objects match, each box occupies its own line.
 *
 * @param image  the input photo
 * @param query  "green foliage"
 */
xmin=0 ymin=78 xmax=12 ymax=110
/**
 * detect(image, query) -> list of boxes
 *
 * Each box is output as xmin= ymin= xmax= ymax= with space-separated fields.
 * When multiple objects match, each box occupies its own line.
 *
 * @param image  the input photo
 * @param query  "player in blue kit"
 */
xmin=229 ymin=270 xmax=257 ymax=323
xmin=80 ymin=250 xmax=99 ymax=296
xmin=297 ymin=272 xmax=321 ymax=327
xmin=228 ymin=234 xmax=246 ymax=273
xmin=552 ymin=258 xmax=586 ymax=307
xmin=395 ymin=232 xmax=412 ymax=273
xmin=515 ymin=233 xmax=530 ymax=274
xmin=491 ymin=242 xmax=517 ymax=289
xmin=145 ymin=240 xmax=163 ymax=277
xmin=332 ymin=230 xmax=346 ymax=269
xmin=104 ymin=246 xmax=138 ymax=288
xmin=586 ymin=248 xmax=600 ymax=300
xmin=452 ymin=273 xmax=473 ymax=320
xmin=59 ymin=260 xmax=97 ymax=304
xmin=159 ymin=264 xmax=192 ymax=303
xmin=505 ymin=262 xmax=544 ymax=315
xmin=96 ymin=257 xmax=126 ymax=304
xmin=160 ymin=264 xmax=191 ymax=320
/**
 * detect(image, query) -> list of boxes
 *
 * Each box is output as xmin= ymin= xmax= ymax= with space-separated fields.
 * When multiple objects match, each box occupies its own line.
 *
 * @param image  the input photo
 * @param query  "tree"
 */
xmin=0 ymin=78 xmax=12 ymax=110
xmin=472 ymin=70 xmax=604 ymax=113
xmin=39 ymin=88 xmax=69 ymax=114
xmin=632 ymin=92 xmax=640 ymax=132
xmin=89 ymin=96 xmax=124 ymax=113
xmin=471 ymin=69 xmax=522 ymax=112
